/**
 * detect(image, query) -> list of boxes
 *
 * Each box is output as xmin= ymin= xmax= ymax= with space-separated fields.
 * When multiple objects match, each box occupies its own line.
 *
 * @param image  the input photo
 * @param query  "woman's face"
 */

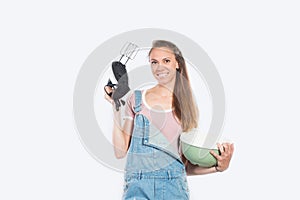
xmin=149 ymin=47 xmax=179 ymax=86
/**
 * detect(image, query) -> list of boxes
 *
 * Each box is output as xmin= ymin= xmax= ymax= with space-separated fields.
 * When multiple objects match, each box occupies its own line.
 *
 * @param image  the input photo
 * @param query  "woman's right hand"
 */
xmin=104 ymin=86 xmax=114 ymax=105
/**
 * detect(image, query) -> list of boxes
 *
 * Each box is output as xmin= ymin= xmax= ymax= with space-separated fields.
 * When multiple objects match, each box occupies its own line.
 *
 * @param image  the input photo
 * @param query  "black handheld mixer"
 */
xmin=104 ymin=42 xmax=139 ymax=111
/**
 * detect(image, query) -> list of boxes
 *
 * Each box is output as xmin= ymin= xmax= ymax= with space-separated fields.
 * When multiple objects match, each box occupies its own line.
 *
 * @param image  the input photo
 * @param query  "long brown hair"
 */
xmin=149 ymin=40 xmax=199 ymax=132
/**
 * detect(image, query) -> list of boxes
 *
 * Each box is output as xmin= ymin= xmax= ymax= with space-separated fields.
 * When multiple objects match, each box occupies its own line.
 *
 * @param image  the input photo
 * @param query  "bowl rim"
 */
xmin=181 ymin=141 xmax=219 ymax=150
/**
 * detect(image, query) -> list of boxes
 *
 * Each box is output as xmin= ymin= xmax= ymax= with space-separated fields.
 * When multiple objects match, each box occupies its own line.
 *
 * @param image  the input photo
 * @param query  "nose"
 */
xmin=156 ymin=64 xmax=164 ymax=68
xmin=153 ymin=64 xmax=169 ymax=72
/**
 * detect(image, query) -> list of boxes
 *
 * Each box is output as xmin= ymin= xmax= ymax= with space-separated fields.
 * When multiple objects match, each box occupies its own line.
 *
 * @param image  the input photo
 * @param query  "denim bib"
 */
xmin=123 ymin=90 xmax=189 ymax=199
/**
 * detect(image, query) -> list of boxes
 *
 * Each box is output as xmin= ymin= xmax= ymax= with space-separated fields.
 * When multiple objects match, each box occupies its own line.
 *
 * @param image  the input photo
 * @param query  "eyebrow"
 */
xmin=150 ymin=57 xmax=171 ymax=61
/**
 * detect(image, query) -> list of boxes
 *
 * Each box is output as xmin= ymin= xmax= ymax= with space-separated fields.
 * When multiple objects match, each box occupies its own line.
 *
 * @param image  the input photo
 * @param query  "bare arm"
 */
xmin=182 ymin=154 xmax=218 ymax=176
xmin=104 ymin=86 xmax=134 ymax=159
xmin=112 ymin=107 xmax=133 ymax=159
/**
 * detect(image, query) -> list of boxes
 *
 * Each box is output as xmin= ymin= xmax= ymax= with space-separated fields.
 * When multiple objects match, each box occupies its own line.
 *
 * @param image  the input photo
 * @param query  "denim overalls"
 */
xmin=123 ymin=90 xmax=190 ymax=200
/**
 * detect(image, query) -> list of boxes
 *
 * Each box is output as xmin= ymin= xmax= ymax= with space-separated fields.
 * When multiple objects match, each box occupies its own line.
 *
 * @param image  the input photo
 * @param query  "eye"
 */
xmin=151 ymin=60 xmax=158 ymax=65
xmin=164 ymin=59 xmax=171 ymax=63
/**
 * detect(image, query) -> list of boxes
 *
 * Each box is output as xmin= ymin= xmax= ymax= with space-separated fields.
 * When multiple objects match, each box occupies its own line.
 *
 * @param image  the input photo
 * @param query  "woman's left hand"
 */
xmin=210 ymin=143 xmax=234 ymax=172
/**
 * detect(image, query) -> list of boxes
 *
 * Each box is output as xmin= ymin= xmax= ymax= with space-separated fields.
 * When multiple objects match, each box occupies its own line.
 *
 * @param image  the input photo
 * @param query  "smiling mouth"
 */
xmin=156 ymin=72 xmax=169 ymax=78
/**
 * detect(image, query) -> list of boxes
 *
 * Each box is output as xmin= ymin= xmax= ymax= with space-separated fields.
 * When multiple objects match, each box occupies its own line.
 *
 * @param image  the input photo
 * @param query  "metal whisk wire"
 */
xmin=119 ymin=42 xmax=139 ymax=64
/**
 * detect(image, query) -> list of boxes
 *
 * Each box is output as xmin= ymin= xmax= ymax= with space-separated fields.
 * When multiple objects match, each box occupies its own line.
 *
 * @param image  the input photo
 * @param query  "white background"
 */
xmin=1 ymin=0 xmax=299 ymax=199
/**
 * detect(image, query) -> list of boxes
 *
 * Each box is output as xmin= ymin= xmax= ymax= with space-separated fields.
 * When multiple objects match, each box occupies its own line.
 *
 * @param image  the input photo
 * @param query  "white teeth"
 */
xmin=157 ymin=72 xmax=168 ymax=77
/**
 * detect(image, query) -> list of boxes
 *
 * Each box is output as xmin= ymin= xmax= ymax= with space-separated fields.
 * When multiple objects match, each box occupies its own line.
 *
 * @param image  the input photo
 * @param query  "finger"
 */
xmin=104 ymin=94 xmax=114 ymax=104
xmin=217 ymin=143 xmax=224 ymax=154
xmin=222 ymin=143 xmax=230 ymax=155
xmin=210 ymin=150 xmax=221 ymax=160
xmin=230 ymin=143 xmax=235 ymax=155
xmin=225 ymin=143 xmax=233 ymax=154
xmin=104 ymin=85 xmax=113 ymax=93
xmin=104 ymin=86 xmax=115 ymax=97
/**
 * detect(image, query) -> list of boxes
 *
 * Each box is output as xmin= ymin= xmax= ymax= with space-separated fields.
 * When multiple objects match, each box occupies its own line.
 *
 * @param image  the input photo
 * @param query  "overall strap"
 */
xmin=133 ymin=90 xmax=142 ymax=113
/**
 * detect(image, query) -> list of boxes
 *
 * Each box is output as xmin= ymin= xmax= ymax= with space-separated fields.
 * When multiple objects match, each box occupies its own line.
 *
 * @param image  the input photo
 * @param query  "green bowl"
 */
xmin=181 ymin=141 xmax=220 ymax=167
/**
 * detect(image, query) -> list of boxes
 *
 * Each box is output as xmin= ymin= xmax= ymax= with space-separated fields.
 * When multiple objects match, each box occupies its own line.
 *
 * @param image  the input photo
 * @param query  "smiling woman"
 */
xmin=104 ymin=40 xmax=234 ymax=200
xmin=148 ymin=40 xmax=199 ymax=132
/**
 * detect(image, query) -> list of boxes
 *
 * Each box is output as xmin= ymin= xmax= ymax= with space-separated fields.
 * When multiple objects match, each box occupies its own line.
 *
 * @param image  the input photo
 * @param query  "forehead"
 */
xmin=149 ymin=47 xmax=175 ymax=59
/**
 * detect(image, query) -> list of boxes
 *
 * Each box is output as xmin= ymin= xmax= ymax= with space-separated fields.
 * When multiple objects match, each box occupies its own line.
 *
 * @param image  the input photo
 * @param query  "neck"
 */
xmin=155 ymin=83 xmax=174 ymax=97
xmin=152 ymin=76 xmax=176 ymax=97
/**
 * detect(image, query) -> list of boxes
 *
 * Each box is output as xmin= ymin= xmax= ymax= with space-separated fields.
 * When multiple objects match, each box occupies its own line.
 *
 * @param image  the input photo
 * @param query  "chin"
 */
xmin=156 ymin=78 xmax=174 ymax=86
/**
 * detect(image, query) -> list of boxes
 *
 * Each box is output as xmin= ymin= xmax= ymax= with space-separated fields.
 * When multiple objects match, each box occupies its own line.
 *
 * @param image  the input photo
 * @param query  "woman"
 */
xmin=105 ymin=40 xmax=234 ymax=199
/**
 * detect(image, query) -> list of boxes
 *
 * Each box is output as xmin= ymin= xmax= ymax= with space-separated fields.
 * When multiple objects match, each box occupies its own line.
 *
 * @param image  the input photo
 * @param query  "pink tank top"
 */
xmin=124 ymin=90 xmax=182 ymax=154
